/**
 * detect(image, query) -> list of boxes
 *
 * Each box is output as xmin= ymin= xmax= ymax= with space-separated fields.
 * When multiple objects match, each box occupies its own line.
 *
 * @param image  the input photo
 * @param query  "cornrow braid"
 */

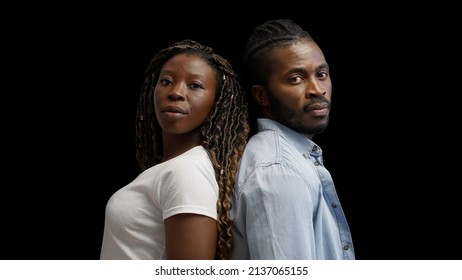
xmin=241 ymin=19 xmax=314 ymax=135
xmin=135 ymin=39 xmax=249 ymax=260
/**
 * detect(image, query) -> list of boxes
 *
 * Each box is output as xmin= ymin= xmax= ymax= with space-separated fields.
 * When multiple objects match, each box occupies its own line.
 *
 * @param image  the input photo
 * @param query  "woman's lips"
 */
xmin=162 ymin=105 xmax=187 ymax=118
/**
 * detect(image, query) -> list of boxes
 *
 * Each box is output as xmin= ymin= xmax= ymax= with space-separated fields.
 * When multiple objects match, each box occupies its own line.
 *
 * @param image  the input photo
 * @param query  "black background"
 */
xmin=2 ymin=5 xmax=460 ymax=260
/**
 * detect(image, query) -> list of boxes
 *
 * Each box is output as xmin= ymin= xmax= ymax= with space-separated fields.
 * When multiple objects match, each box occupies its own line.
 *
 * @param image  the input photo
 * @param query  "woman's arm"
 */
xmin=164 ymin=213 xmax=217 ymax=259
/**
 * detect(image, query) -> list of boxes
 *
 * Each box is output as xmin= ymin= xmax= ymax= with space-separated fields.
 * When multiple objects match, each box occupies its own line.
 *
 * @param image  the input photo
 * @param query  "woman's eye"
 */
xmin=189 ymin=83 xmax=203 ymax=90
xmin=159 ymin=78 xmax=172 ymax=86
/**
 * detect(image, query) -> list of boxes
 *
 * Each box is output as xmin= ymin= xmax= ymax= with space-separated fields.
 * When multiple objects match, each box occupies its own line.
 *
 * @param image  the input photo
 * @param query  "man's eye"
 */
xmin=290 ymin=76 xmax=303 ymax=83
xmin=318 ymin=71 xmax=329 ymax=79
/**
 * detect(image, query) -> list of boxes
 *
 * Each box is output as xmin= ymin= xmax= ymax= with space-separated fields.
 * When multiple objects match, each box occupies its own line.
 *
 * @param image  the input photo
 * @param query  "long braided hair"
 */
xmin=241 ymin=19 xmax=314 ymax=136
xmin=135 ymin=39 xmax=249 ymax=259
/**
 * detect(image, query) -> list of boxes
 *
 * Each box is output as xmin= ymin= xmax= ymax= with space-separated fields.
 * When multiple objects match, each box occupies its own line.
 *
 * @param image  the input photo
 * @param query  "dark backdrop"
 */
xmin=3 ymin=5 xmax=459 ymax=260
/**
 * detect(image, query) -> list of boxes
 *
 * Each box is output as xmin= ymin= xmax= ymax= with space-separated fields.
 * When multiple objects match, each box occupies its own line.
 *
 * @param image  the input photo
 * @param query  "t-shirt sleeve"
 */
xmin=160 ymin=157 xmax=219 ymax=221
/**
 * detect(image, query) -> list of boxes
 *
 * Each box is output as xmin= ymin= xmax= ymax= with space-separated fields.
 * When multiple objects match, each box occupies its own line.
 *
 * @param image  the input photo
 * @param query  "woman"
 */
xmin=100 ymin=39 xmax=249 ymax=260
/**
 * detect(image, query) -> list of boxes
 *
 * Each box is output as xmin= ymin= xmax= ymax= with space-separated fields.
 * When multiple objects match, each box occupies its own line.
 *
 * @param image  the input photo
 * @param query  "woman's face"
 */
xmin=154 ymin=53 xmax=217 ymax=136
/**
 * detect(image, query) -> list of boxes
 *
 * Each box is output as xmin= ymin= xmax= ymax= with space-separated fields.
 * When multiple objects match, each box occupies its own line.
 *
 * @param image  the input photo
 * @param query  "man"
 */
xmin=230 ymin=19 xmax=355 ymax=260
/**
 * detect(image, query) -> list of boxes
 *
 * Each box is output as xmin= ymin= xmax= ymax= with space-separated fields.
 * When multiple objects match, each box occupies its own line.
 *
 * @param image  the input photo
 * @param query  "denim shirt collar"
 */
xmin=256 ymin=118 xmax=323 ymax=159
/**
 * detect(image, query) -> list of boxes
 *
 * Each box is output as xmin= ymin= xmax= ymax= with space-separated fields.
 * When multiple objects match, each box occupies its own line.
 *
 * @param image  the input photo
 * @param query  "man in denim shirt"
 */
xmin=230 ymin=19 xmax=355 ymax=260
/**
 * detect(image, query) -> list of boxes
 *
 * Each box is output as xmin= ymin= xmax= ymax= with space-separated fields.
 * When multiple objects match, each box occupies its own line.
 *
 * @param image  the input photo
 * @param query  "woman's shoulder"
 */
xmin=162 ymin=146 xmax=213 ymax=173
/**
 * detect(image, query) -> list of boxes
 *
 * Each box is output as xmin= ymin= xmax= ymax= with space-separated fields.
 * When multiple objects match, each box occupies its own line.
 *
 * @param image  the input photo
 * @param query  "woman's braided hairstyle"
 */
xmin=135 ymin=39 xmax=249 ymax=259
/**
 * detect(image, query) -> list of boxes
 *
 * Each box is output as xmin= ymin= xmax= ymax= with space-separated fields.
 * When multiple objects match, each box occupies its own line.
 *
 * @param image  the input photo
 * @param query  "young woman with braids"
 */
xmin=230 ymin=19 xmax=355 ymax=260
xmin=100 ymin=39 xmax=249 ymax=260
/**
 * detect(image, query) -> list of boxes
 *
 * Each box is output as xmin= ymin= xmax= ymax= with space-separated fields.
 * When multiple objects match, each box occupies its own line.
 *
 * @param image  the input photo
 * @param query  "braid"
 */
xmin=201 ymin=52 xmax=249 ymax=260
xmin=241 ymin=19 xmax=313 ymax=135
xmin=135 ymin=39 xmax=249 ymax=260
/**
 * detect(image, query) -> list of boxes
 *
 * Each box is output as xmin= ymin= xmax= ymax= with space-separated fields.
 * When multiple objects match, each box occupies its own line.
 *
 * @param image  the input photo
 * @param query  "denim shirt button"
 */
xmin=331 ymin=202 xmax=337 ymax=208
xmin=343 ymin=244 xmax=350 ymax=251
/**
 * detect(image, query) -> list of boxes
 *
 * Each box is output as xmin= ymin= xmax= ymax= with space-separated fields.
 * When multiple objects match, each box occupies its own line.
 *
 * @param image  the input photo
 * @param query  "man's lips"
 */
xmin=307 ymin=103 xmax=328 ymax=111
xmin=306 ymin=103 xmax=329 ymax=117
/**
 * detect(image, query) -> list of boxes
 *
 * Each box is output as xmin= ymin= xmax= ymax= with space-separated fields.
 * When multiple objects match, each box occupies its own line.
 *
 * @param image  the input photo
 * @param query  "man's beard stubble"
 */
xmin=266 ymin=90 xmax=330 ymax=136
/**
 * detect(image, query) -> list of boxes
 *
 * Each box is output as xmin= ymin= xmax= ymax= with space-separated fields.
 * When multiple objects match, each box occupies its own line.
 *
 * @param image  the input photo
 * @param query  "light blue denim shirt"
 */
xmin=230 ymin=118 xmax=355 ymax=260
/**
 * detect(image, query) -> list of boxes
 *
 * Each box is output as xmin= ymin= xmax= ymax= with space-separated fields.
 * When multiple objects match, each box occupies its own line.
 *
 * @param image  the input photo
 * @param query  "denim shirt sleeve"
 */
xmin=238 ymin=162 xmax=318 ymax=259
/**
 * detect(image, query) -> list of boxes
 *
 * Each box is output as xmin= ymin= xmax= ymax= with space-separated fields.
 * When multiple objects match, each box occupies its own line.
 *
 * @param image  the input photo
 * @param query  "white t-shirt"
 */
xmin=100 ymin=146 xmax=219 ymax=259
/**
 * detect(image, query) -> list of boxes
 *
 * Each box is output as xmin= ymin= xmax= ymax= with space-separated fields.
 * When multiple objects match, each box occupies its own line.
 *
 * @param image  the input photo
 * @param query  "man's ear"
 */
xmin=251 ymin=85 xmax=269 ymax=106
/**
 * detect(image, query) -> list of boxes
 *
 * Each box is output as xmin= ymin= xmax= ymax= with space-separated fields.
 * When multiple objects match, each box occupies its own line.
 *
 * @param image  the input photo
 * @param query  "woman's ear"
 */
xmin=251 ymin=85 xmax=269 ymax=107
